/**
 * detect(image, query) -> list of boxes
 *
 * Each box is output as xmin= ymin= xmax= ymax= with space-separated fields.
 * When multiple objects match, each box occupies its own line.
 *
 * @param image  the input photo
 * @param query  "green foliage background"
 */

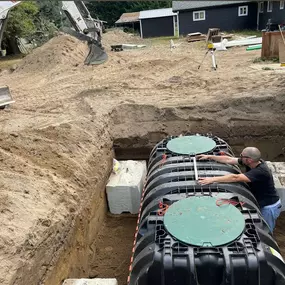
xmin=2 ymin=1 xmax=172 ymax=53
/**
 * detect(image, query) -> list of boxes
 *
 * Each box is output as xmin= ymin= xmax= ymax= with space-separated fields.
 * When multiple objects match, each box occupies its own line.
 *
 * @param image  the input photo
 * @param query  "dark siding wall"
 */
xmin=178 ymin=3 xmax=257 ymax=35
xmin=259 ymin=1 xmax=285 ymax=29
xmin=141 ymin=16 xmax=174 ymax=38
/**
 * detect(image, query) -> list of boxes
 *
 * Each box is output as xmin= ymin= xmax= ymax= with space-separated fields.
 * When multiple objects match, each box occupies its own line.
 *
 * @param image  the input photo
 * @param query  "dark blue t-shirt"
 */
xmin=238 ymin=159 xmax=279 ymax=207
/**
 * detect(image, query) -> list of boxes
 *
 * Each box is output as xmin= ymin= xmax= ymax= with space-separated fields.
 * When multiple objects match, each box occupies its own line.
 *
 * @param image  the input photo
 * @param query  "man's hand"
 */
xmin=196 ymin=154 xmax=210 ymax=160
xmin=198 ymin=177 xmax=215 ymax=185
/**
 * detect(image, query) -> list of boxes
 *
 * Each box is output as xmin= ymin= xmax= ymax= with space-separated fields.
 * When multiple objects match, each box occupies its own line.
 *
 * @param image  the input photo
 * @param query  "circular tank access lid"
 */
xmin=166 ymin=135 xmax=216 ymax=155
xmin=164 ymin=196 xmax=245 ymax=247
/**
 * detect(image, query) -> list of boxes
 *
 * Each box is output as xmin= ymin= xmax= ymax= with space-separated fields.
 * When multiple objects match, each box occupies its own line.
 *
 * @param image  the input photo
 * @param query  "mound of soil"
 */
xmin=102 ymin=29 xmax=145 ymax=47
xmin=16 ymin=34 xmax=89 ymax=74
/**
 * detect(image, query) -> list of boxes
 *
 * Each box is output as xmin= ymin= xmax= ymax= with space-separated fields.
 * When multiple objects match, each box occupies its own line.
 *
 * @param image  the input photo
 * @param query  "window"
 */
xmin=238 ymin=6 xmax=248 ymax=16
xmin=259 ymin=2 xmax=264 ymax=13
xmin=280 ymin=1 xmax=284 ymax=9
xmin=267 ymin=1 xmax=273 ymax=12
xmin=193 ymin=10 xmax=205 ymax=21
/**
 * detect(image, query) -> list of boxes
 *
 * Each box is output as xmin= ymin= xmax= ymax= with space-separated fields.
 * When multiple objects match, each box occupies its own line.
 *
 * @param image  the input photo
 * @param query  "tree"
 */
xmin=36 ymin=0 xmax=63 ymax=28
xmin=2 ymin=1 xmax=63 ymax=54
xmin=33 ymin=0 xmax=62 ymax=46
xmin=2 ymin=2 xmax=39 ymax=54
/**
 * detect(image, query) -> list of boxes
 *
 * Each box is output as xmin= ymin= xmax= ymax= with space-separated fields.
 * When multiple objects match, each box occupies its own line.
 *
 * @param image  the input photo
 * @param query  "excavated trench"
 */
xmin=79 ymin=130 xmax=285 ymax=285
xmin=52 ymin=97 xmax=285 ymax=285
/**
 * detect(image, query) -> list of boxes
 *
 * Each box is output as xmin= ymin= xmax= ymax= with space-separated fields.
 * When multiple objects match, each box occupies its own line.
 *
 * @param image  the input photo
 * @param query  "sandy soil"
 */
xmin=89 ymin=215 xmax=137 ymax=285
xmin=275 ymin=212 xmax=285 ymax=257
xmin=0 ymin=29 xmax=284 ymax=284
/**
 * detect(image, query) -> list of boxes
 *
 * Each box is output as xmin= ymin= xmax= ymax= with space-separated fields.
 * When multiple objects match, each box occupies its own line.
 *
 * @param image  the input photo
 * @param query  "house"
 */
xmin=258 ymin=1 xmax=285 ymax=29
xmin=139 ymin=8 xmax=177 ymax=38
xmin=115 ymin=8 xmax=177 ymax=38
xmin=115 ymin=12 xmax=140 ymax=34
xmin=173 ymin=1 xmax=258 ymax=35
xmin=172 ymin=1 xmax=285 ymax=35
xmin=115 ymin=2 xmax=285 ymax=39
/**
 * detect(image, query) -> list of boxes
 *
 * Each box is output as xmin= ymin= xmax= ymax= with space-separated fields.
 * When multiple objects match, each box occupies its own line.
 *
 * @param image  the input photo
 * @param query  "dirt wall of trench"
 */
xmin=0 ymin=115 xmax=113 ymax=285
xmin=111 ymin=93 xmax=285 ymax=161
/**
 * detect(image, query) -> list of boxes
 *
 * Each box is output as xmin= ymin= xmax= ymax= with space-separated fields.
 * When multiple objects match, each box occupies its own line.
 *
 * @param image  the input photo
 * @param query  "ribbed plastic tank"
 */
xmin=128 ymin=134 xmax=285 ymax=285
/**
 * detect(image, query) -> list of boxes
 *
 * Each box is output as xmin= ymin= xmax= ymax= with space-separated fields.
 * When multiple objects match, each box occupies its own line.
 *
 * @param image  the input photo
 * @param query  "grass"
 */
xmin=149 ymin=35 xmax=180 ymax=44
xmin=227 ymin=29 xmax=262 ymax=38
xmin=253 ymin=57 xmax=279 ymax=63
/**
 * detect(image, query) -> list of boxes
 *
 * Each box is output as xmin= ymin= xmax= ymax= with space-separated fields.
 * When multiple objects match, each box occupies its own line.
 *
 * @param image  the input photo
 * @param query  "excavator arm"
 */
xmin=61 ymin=1 xmax=108 ymax=65
xmin=0 ymin=1 xmax=107 ymax=65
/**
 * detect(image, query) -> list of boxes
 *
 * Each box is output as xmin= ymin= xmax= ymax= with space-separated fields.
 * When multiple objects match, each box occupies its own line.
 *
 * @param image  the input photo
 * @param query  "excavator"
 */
xmin=0 ymin=1 xmax=108 ymax=64
xmin=0 ymin=0 xmax=108 ymax=108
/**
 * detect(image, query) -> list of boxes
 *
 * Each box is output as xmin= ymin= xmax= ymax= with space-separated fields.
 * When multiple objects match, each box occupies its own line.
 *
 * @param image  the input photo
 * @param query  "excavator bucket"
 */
xmin=0 ymin=86 xmax=14 ymax=109
xmin=85 ymin=42 xmax=108 ymax=65
xmin=61 ymin=27 xmax=108 ymax=65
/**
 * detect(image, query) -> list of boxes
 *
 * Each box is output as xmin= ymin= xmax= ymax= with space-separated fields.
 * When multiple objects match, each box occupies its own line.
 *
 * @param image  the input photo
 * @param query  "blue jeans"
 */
xmin=261 ymin=199 xmax=282 ymax=233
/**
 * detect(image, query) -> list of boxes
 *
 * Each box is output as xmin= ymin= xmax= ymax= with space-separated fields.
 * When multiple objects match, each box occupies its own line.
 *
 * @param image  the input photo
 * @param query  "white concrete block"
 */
xmin=271 ymin=162 xmax=285 ymax=175
xmin=106 ymin=160 xmax=147 ymax=214
xmin=266 ymin=161 xmax=283 ymax=188
xmin=62 ymin=278 xmax=118 ymax=285
xmin=267 ymin=161 xmax=285 ymax=211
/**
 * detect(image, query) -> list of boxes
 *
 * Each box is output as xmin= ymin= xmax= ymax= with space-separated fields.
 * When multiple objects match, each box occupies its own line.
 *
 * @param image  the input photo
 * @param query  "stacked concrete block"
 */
xmin=106 ymin=160 xmax=147 ymax=214
xmin=266 ymin=161 xmax=285 ymax=211
xmin=63 ymin=278 xmax=118 ymax=285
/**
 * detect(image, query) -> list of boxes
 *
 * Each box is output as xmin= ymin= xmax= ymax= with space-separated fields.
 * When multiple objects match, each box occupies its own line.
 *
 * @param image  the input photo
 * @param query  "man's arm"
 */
xmin=197 ymin=154 xmax=239 ymax=165
xmin=198 ymin=174 xmax=250 ymax=185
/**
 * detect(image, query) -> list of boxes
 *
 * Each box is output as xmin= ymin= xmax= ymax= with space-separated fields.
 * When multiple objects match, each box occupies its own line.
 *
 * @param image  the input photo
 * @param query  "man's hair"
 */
xmin=243 ymin=147 xmax=261 ymax=162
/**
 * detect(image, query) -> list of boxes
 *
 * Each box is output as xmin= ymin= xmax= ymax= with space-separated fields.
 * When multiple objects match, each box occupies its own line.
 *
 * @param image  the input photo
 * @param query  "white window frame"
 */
xmin=267 ymin=1 xmax=273 ymax=12
xmin=193 ymin=10 xmax=205 ymax=21
xmin=259 ymin=2 xmax=264 ymax=13
xmin=280 ymin=1 xmax=284 ymax=9
xmin=238 ymin=5 xmax=248 ymax=16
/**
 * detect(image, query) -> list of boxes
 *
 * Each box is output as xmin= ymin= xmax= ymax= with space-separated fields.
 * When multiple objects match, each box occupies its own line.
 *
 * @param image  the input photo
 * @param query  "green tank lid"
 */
xmin=164 ymin=196 xmax=245 ymax=247
xmin=166 ymin=135 xmax=216 ymax=155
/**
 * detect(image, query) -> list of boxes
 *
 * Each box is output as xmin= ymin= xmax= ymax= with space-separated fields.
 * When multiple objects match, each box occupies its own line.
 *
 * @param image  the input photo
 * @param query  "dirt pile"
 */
xmin=15 ymin=34 xmax=89 ymax=74
xmin=102 ymin=29 xmax=145 ymax=47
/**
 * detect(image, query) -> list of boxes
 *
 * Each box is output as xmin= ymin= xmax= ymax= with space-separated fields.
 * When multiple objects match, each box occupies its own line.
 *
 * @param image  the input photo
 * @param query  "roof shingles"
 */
xmin=172 ymin=1 xmax=253 ymax=11
xmin=115 ymin=12 xmax=140 ymax=24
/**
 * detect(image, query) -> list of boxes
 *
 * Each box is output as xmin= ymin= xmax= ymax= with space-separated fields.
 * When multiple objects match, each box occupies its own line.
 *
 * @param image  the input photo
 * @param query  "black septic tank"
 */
xmin=128 ymin=134 xmax=285 ymax=285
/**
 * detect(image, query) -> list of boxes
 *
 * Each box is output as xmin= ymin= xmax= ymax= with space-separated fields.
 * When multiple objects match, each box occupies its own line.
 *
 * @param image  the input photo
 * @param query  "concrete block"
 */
xmin=266 ymin=161 xmax=285 ymax=211
xmin=271 ymin=162 xmax=285 ymax=175
xmin=276 ymin=188 xmax=285 ymax=211
xmin=106 ymin=160 xmax=147 ymax=214
xmin=266 ymin=161 xmax=283 ymax=188
xmin=62 ymin=279 xmax=118 ymax=285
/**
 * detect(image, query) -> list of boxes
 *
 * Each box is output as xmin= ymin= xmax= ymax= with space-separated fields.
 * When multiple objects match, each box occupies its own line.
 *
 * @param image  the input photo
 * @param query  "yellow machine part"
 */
xmin=207 ymin=43 xmax=214 ymax=49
